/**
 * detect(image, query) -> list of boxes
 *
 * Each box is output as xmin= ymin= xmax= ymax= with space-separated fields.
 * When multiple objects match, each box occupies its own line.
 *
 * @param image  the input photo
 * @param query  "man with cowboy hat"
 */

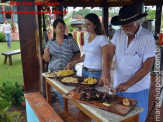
xmin=99 ymin=5 xmax=155 ymax=122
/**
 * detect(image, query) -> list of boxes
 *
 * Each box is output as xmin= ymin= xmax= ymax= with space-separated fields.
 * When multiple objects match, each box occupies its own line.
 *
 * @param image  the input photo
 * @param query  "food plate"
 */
xmin=54 ymin=69 xmax=75 ymax=77
xmin=45 ymin=72 xmax=57 ymax=78
xmin=62 ymin=87 xmax=137 ymax=116
xmin=45 ymin=69 xmax=76 ymax=78
xmin=57 ymin=76 xmax=99 ymax=86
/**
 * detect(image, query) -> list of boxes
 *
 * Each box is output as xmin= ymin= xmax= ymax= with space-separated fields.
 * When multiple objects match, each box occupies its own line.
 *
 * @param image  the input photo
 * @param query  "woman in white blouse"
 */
xmin=70 ymin=13 xmax=110 ymax=85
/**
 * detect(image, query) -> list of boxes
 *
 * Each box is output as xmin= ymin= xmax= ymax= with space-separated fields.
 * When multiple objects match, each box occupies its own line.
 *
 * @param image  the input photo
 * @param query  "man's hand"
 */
xmin=115 ymin=82 xmax=130 ymax=92
xmin=99 ymin=73 xmax=111 ymax=87
xmin=115 ymin=57 xmax=155 ymax=92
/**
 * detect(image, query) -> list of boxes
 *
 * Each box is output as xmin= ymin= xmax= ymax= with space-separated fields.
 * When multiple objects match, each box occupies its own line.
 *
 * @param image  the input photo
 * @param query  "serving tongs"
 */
xmin=103 ymin=85 xmax=116 ymax=95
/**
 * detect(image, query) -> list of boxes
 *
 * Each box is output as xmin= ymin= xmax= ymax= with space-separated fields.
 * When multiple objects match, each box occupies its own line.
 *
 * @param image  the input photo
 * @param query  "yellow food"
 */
xmin=56 ymin=70 xmax=75 ymax=77
xmin=123 ymin=99 xmax=130 ymax=106
xmin=45 ymin=73 xmax=54 ymax=77
xmin=81 ymin=77 xmax=97 ymax=84
xmin=61 ymin=77 xmax=78 ymax=83
xmin=103 ymin=102 xmax=112 ymax=107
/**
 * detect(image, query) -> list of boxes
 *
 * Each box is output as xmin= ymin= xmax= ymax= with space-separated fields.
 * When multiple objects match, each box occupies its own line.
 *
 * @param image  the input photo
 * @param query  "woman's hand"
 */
xmin=44 ymin=47 xmax=50 ymax=56
xmin=66 ymin=61 xmax=77 ymax=69
xmin=98 ymin=73 xmax=111 ymax=87
xmin=43 ymin=47 xmax=50 ymax=62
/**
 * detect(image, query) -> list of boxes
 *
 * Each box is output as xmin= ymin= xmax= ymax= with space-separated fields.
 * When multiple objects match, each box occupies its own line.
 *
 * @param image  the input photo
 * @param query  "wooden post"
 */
xmin=17 ymin=0 xmax=41 ymax=92
xmin=37 ymin=6 xmax=43 ymax=56
xmin=10 ymin=5 xmax=15 ymax=33
xmin=42 ymin=14 xmax=46 ymax=32
xmin=161 ymin=48 xmax=163 ymax=71
xmin=56 ymin=1 xmax=63 ymax=19
xmin=2 ymin=5 xmax=6 ymax=21
xmin=155 ymin=4 xmax=162 ymax=36
xmin=46 ymin=81 xmax=52 ymax=105
xmin=102 ymin=3 xmax=108 ymax=35
xmin=37 ymin=5 xmax=44 ymax=94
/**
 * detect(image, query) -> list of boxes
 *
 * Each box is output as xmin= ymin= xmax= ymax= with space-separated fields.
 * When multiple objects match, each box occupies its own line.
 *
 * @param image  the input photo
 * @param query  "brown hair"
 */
xmin=84 ymin=13 xmax=106 ymax=35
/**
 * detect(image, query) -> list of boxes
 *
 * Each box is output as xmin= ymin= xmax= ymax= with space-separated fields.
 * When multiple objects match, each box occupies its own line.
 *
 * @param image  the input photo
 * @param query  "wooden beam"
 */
xmin=145 ymin=0 xmax=163 ymax=6
xmin=102 ymin=1 xmax=108 ymax=36
xmin=17 ymin=0 xmax=41 ymax=92
xmin=155 ymin=4 xmax=162 ymax=36
xmin=62 ymin=1 xmax=134 ymax=7
xmin=108 ymin=1 xmax=134 ymax=7
xmin=61 ymin=1 xmax=103 ymax=7
xmin=1 ymin=0 xmax=163 ymax=6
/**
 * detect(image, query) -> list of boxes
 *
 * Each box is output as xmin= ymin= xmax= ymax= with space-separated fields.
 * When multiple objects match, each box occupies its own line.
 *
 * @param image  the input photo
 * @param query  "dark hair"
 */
xmin=53 ymin=19 xmax=66 ymax=38
xmin=109 ymin=24 xmax=112 ymax=27
xmin=84 ymin=13 xmax=105 ymax=35
xmin=68 ymin=33 xmax=73 ymax=37
xmin=53 ymin=19 xmax=65 ymax=29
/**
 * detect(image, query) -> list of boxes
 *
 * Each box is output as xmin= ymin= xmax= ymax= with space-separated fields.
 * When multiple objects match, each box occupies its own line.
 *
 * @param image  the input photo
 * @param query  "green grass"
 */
xmin=0 ymin=41 xmax=23 ymax=85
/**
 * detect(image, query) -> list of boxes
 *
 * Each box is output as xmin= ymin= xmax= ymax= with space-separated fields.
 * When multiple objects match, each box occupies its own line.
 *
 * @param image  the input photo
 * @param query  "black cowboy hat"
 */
xmin=111 ymin=5 xmax=147 ymax=26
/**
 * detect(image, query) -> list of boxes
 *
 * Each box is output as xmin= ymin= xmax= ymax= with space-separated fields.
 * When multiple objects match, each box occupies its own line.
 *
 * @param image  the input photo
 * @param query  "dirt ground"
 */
xmin=9 ymin=106 xmax=27 ymax=122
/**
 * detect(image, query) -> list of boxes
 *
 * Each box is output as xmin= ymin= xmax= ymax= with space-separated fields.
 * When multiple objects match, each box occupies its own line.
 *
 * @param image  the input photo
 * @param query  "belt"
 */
xmin=83 ymin=66 xmax=102 ymax=72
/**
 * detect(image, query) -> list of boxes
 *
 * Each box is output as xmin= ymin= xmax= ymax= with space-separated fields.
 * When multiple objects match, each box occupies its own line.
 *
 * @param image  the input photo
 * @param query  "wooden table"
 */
xmin=42 ymin=73 xmax=143 ymax=122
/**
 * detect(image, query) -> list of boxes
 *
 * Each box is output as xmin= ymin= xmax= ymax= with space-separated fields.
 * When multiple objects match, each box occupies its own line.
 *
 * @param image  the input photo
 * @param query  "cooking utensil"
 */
xmin=103 ymin=85 xmax=116 ymax=95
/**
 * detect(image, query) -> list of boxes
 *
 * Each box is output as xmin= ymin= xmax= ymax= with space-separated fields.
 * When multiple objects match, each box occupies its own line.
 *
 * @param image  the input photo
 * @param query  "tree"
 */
xmin=72 ymin=9 xmax=92 ymax=18
xmin=147 ymin=9 xmax=156 ymax=20
xmin=91 ymin=10 xmax=102 ymax=16
xmin=64 ymin=16 xmax=74 ymax=32
xmin=72 ymin=8 xmax=119 ymax=18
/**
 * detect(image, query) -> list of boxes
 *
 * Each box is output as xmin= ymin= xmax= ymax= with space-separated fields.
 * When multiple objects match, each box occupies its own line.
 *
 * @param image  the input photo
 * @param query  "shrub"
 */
xmin=0 ymin=82 xmax=24 ymax=106
xmin=0 ymin=98 xmax=22 ymax=122
xmin=0 ymin=32 xmax=5 ymax=42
